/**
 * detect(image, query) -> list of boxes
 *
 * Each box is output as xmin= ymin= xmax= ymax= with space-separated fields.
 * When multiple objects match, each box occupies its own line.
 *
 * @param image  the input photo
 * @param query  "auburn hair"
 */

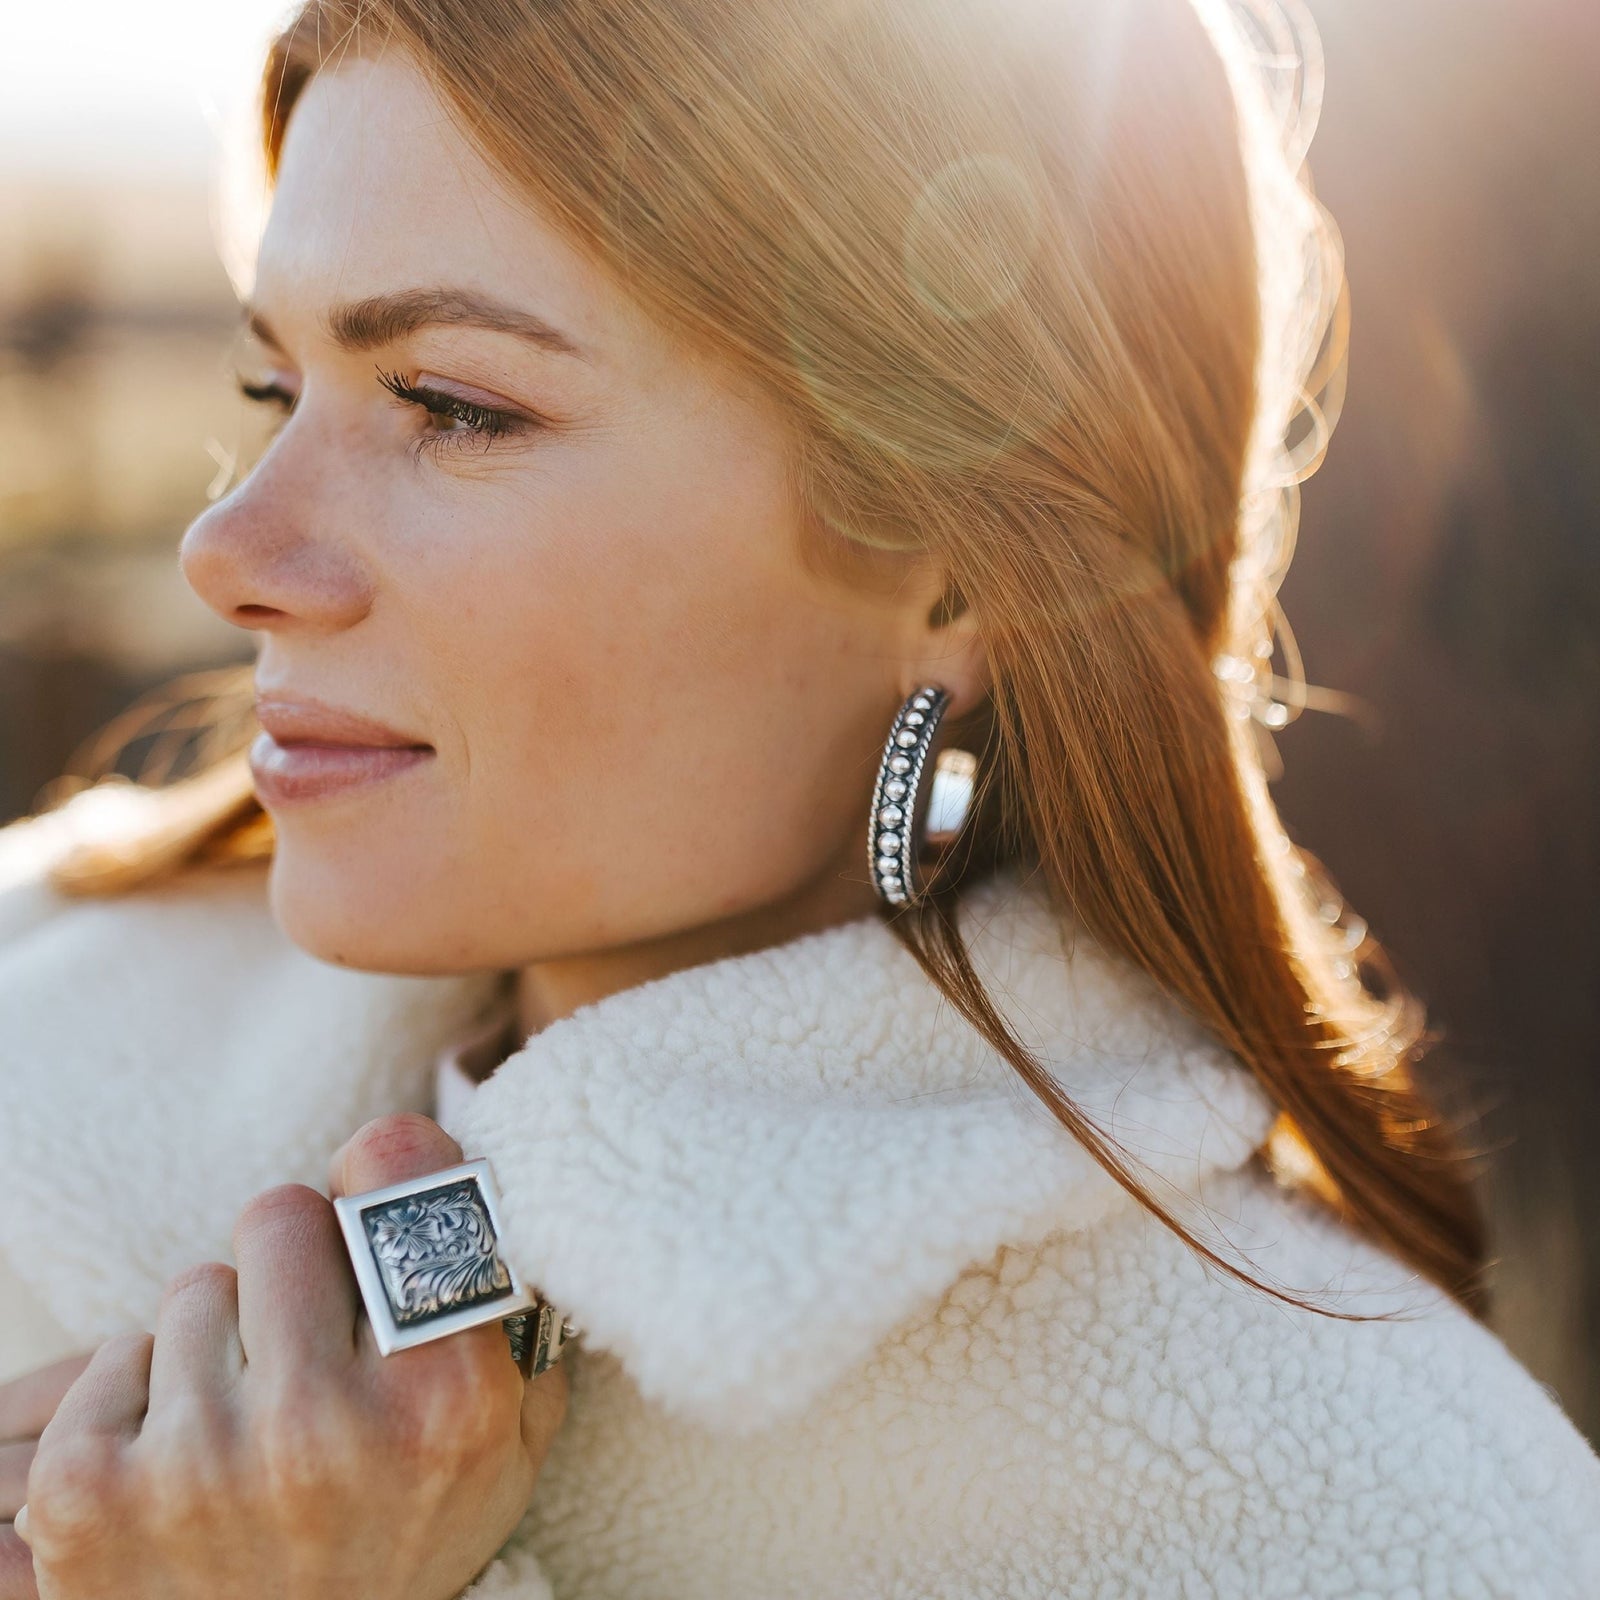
xmin=30 ymin=0 xmax=1490 ymax=1317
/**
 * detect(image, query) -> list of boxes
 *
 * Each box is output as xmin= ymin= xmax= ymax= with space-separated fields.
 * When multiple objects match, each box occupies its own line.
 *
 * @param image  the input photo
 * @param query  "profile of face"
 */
xmin=179 ymin=49 xmax=987 ymax=984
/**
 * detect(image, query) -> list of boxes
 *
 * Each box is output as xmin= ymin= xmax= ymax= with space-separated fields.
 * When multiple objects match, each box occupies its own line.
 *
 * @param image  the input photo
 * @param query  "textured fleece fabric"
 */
xmin=1 ymin=787 xmax=1598 ymax=1599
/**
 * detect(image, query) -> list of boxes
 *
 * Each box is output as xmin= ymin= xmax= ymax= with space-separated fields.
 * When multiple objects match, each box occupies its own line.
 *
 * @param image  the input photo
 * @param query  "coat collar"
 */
xmin=0 ymin=796 xmax=1276 ymax=1433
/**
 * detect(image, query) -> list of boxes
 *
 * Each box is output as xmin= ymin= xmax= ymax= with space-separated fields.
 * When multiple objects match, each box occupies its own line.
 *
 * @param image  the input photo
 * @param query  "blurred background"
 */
xmin=1 ymin=1 xmax=1596 ymax=1441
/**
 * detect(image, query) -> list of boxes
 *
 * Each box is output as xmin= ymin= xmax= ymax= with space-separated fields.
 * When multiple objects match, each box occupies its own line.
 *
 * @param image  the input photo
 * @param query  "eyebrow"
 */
xmin=242 ymin=286 xmax=593 ymax=363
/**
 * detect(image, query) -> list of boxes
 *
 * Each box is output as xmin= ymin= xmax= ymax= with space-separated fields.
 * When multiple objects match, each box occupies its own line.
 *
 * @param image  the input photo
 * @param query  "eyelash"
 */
xmin=236 ymin=367 xmax=532 ymax=460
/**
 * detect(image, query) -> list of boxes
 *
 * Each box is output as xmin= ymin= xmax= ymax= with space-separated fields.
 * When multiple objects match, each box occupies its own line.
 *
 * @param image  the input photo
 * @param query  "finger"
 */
xmin=232 ymin=1183 xmax=360 ymax=1374
xmin=331 ymin=1112 xmax=467 ymax=1200
xmin=0 ymin=1524 xmax=38 ymax=1600
xmin=332 ymin=1117 xmax=489 ymax=1374
xmin=40 ymin=1332 xmax=151 ymax=1445
xmin=519 ymin=1357 xmax=569 ymax=1459
xmin=146 ymin=1262 xmax=243 ymax=1415
xmin=0 ymin=1443 xmax=32 ymax=1521
xmin=0 ymin=1354 xmax=95 ymax=1444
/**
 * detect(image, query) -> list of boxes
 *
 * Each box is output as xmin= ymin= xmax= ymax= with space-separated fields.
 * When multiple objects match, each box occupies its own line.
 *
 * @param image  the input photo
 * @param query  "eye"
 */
xmin=374 ymin=366 xmax=536 ymax=459
xmin=229 ymin=364 xmax=542 ymax=465
xmin=230 ymin=373 xmax=298 ymax=479
xmin=237 ymin=377 xmax=296 ymax=411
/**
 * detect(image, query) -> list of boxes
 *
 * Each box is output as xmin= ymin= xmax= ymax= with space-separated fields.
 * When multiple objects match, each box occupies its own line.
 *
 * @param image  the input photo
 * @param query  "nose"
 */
xmin=179 ymin=462 xmax=375 ymax=635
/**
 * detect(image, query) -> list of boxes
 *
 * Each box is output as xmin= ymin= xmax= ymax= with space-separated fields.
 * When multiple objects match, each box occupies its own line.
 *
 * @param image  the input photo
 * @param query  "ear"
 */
xmin=893 ymin=562 xmax=991 ymax=722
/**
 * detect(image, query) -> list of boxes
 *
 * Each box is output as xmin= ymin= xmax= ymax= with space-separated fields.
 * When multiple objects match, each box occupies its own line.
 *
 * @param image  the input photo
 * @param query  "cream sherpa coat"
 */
xmin=2 ymin=790 xmax=1598 ymax=1600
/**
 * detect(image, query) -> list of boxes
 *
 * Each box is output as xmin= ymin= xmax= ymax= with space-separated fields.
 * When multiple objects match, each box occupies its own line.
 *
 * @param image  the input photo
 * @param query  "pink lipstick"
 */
xmin=249 ymin=696 xmax=434 ymax=806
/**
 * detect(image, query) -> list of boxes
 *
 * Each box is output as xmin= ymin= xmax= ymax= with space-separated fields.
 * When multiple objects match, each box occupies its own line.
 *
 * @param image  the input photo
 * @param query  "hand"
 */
xmin=14 ymin=1114 xmax=568 ymax=1600
xmin=1 ymin=1353 xmax=95 ymax=1597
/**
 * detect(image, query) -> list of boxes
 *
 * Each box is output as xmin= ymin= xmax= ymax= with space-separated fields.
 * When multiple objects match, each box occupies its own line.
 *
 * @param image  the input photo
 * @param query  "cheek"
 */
xmin=403 ymin=449 xmax=886 ymax=910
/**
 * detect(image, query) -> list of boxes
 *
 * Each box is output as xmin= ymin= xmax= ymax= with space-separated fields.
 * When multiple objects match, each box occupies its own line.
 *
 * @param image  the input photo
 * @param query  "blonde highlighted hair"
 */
xmin=29 ymin=0 xmax=1489 ymax=1315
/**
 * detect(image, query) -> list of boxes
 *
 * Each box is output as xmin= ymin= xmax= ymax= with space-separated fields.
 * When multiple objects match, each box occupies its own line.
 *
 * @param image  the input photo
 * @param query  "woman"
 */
xmin=1 ymin=0 xmax=1597 ymax=1593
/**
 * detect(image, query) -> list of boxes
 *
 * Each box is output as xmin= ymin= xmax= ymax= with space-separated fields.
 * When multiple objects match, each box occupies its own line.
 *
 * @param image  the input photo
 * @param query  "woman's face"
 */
xmin=180 ymin=49 xmax=983 ymax=977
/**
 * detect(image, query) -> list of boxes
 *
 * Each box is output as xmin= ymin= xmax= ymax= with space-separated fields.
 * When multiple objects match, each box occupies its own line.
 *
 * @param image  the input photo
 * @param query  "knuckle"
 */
xmin=161 ymin=1260 xmax=238 ymax=1303
xmin=234 ymin=1183 xmax=327 ymax=1240
xmin=254 ymin=1383 xmax=359 ymax=1516
xmin=139 ymin=1393 xmax=236 ymax=1489
xmin=135 ymin=1434 xmax=237 ymax=1536
xmin=387 ymin=1341 xmax=515 ymax=1468
xmin=100 ymin=1328 xmax=156 ymax=1365
xmin=28 ymin=1435 xmax=125 ymax=1553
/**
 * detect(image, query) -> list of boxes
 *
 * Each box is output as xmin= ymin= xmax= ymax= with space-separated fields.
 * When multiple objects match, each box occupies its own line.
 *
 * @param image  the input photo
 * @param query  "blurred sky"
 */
xmin=0 ymin=0 xmax=299 ymax=177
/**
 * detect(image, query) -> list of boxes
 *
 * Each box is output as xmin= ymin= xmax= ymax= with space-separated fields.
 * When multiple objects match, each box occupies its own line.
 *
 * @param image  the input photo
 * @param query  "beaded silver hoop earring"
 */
xmin=867 ymin=684 xmax=979 ymax=908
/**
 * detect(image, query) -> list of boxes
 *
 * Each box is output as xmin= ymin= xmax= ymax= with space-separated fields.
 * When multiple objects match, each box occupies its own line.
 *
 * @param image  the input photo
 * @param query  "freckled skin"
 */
xmin=178 ymin=51 xmax=988 ymax=1026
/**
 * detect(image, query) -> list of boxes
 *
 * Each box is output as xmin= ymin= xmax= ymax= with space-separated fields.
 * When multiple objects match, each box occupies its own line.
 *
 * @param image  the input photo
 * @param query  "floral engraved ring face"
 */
xmin=334 ymin=1157 xmax=538 ymax=1355
xmin=364 ymin=1178 xmax=513 ymax=1326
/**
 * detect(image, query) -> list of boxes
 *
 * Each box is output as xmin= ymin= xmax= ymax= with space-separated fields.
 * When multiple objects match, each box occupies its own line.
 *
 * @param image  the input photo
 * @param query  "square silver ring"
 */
xmin=333 ymin=1156 xmax=537 ymax=1356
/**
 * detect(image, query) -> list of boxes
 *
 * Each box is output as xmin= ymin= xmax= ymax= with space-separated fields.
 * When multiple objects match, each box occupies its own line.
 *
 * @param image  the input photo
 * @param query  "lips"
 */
xmin=253 ymin=696 xmax=431 ymax=750
xmin=249 ymin=696 xmax=434 ymax=806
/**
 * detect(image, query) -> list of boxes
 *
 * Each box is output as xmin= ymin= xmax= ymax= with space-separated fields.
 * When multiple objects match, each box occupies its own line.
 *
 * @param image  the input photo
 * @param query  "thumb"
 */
xmin=327 ymin=1111 xmax=465 ymax=1199
xmin=520 ymin=1345 xmax=569 ymax=1458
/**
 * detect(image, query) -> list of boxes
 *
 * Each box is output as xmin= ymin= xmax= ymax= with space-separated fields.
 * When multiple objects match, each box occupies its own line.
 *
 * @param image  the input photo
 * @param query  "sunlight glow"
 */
xmin=0 ymin=0 xmax=298 ymax=175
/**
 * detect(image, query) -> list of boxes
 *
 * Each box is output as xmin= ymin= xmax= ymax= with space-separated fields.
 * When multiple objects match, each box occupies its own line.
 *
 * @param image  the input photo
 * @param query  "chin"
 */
xmin=264 ymin=838 xmax=484 ymax=976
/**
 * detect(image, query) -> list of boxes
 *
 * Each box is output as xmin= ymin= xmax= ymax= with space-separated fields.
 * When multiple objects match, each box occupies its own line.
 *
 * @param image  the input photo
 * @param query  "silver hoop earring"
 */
xmin=868 ymin=684 xmax=978 ymax=908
